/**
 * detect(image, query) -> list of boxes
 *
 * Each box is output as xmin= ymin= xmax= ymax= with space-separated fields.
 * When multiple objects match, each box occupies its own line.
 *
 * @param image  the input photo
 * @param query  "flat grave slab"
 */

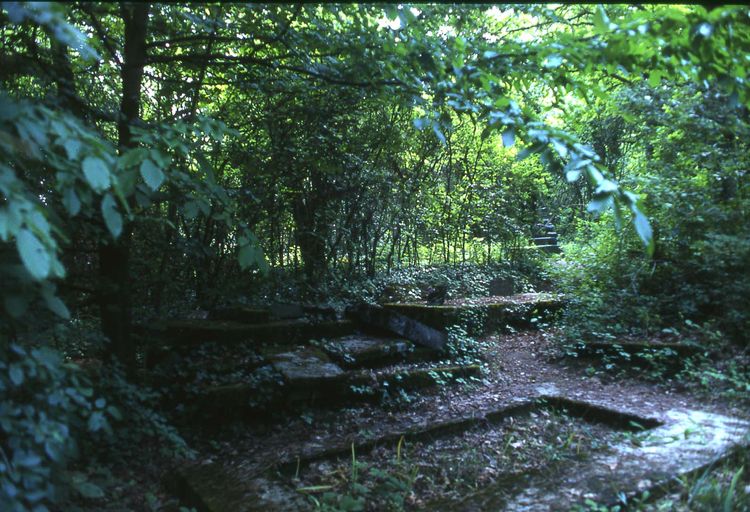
xmin=270 ymin=349 xmax=345 ymax=383
xmin=321 ymin=334 xmax=416 ymax=368
xmin=144 ymin=318 xmax=356 ymax=347
xmin=383 ymin=293 xmax=565 ymax=332
xmin=175 ymin=392 xmax=749 ymax=512
xmin=348 ymin=303 xmax=448 ymax=350
xmin=440 ymin=407 xmax=750 ymax=511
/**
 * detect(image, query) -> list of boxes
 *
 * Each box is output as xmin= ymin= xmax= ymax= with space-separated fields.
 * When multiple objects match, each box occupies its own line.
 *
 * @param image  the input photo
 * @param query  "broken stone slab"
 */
xmin=321 ymin=335 xmax=419 ymax=368
xmin=269 ymin=348 xmax=345 ymax=383
xmin=193 ymin=363 xmax=480 ymax=422
xmin=383 ymin=295 xmax=565 ymax=333
xmin=347 ymin=303 xmax=448 ymax=350
xmin=181 ymin=394 xmax=718 ymax=511
xmin=433 ymin=406 xmax=750 ymax=511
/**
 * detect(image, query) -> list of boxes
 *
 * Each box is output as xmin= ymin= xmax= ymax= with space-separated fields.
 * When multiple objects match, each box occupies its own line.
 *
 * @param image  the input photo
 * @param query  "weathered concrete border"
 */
xmin=439 ymin=405 xmax=750 ymax=511
xmin=173 ymin=392 xmax=750 ymax=512
xmin=382 ymin=294 xmax=564 ymax=332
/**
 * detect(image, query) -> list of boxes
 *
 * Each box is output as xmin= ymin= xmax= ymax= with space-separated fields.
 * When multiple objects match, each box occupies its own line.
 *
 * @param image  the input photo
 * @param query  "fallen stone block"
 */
xmin=321 ymin=335 xmax=416 ymax=368
xmin=347 ymin=303 xmax=448 ymax=350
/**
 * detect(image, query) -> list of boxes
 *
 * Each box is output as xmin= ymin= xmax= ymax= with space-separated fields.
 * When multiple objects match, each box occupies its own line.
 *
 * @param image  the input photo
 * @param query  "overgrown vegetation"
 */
xmin=1 ymin=2 xmax=749 ymax=510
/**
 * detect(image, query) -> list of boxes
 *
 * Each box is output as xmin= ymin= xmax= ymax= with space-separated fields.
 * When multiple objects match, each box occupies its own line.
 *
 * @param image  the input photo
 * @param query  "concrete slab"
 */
xmin=383 ymin=293 xmax=564 ymax=332
xmin=348 ymin=303 xmax=448 ymax=350
xmin=444 ymin=405 xmax=750 ymax=511
xmin=175 ymin=394 xmax=749 ymax=512
xmin=322 ymin=335 xmax=415 ymax=368
xmin=269 ymin=349 xmax=345 ymax=383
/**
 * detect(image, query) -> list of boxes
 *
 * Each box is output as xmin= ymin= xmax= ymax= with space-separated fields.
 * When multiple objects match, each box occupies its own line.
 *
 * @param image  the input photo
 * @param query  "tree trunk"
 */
xmin=99 ymin=3 xmax=149 ymax=369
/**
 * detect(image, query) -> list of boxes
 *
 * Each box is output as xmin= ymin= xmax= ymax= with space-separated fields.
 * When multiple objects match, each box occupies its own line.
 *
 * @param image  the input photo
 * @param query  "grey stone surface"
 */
xmin=322 ymin=335 xmax=413 ymax=367
xmin=177 ymin=393 xmax=749 ymax=512
xmin=348 ymin=303 xmax=448 ymax=350
xmin=439 ymin=405 xmax=750 ymax=511
xmin=270 ymin=349 xmax=344 ymax=382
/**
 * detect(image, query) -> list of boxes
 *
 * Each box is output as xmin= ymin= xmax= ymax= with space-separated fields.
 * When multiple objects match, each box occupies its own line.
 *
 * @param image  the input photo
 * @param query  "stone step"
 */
xmin=195 ymin=351 xmax=481 ymax=419
xmin=321 ymin=334 xmax=437 ymax=369
xmin=209 ymin=304 xmax=338 ymax=324
xmin=382 ymin=293 xmax=564 ymax=332
xmin=533 ymin=244 xmax=562 ymax=254
xmin=143 ymin=318 xmax=357 ymax=347
xmin=532 ymin=236 xmax=558 ymax=245
xmin=209 ymin=306 xmax=271 ymax=324
xmin=347 ymin=303 xmax=448 ymax=350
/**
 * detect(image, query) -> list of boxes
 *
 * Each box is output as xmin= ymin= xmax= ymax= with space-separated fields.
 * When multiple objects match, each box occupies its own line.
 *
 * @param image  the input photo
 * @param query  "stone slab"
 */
xmin=145 ymin=318 xmax=356 ymax=347
xmin=533 ymin=236 xmax=558 ymax=245
xmin=347 ymin=303 xmax=448 ymax=350
xmin=269 ymin=303 xmax=305 ymax=320
xmin=321 ymin=335 xmax=415 ymax=368
xmin=440 ymin=406 xmax=750 ymax=511
xmin=383 ymin=294 xmax=564 ymax=332
xmin=269 ymin=349 xmax=344 ymax=383
xmin=176 ymin=394 xmax=749 ymax=512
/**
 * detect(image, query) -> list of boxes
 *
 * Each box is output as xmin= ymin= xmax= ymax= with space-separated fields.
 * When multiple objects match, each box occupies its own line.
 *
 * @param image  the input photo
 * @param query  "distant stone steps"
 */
xmin=530 ymin=217 xmax=562 ymax=254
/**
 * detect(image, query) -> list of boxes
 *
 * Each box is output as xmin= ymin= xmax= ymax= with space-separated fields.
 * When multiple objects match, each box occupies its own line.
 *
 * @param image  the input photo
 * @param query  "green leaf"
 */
xmin=593 ymin=5 xmax=610 ymax=33
xmin=647 ymin=70 xmax=662 ymax=88
xmin=141 ymin=158 xmax=164 ymax=191
xmin=543 ymin=54 xmax=563 ymax=68
xmin=75 ymin=481 xmax=104 ymax=499
xmin=632 ymin=206 xmax=654 ymax=256
xmin=43 ymin=291 xmax=70 ymax=319
xmin=101 ymin=194 xmax=122 ymax=238
xmin=566 ymin=169 xmax=581 ymax=182
xmin=82 ymin=156 xmax=111 ymax=192
xmin=63 ymin=187 xmax=81 ymax=216
xmin=106 ymin=405 xmax=123 ymax=421
xmin=9 ymin=364 xmax=24 ymax=386
xmin=432 ymin=123 xmax=446 ymax=145
xmin=413 ymin=117 xmax=429 ymax=130
xmin=16 ymin=228 xmax=51 ymax=280
xmin=501 ymin=129 xmax=515 ymax=147
xmin=4 ymin=294 xmax=31 ymax=318
xmin=87 ymin=411 xmax=107 ymax=432
xmin=63 ymin=138 xmax=82 ymax=160
xmin=140 ymin=158 xmax=165 ymax=191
